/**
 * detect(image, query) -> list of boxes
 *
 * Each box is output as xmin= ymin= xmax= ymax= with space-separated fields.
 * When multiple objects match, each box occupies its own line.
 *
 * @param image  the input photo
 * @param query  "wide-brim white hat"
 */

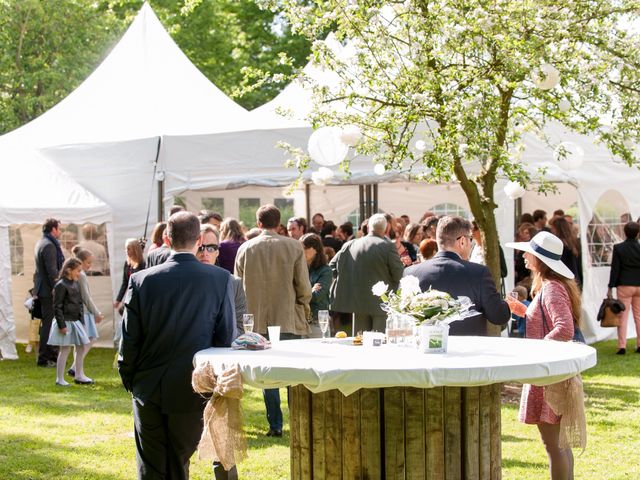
xmin=505 ymin=231 xmax=575 ymax=279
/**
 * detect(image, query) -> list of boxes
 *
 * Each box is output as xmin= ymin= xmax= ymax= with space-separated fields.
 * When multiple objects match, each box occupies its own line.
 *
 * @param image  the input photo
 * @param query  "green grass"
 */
xmin=1 ymin=339 xmax=638 ymax=479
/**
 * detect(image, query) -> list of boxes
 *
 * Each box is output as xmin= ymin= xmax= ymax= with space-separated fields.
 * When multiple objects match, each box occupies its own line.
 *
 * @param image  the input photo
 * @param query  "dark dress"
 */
xmin=218 ymin=240 xmax=243 ymax=274
xmin=116 ymin=261 xmax=146 ymax=304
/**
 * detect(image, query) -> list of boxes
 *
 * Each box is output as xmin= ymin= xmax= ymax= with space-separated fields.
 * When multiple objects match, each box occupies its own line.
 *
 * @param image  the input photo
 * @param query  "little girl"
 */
xmin=66 ymin=248 xmax=104 ymax=377
xmin=47 ymin=258 xmax=93 ymax=386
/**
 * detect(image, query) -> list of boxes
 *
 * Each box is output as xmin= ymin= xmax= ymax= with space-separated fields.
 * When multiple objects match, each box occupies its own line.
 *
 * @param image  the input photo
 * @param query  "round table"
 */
xmin=194 ymin=336 xmax=596 ymax=480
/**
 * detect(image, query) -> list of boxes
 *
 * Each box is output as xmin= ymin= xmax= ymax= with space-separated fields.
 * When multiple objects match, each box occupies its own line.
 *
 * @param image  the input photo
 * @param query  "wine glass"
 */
xmin=318 ymin=310 xmax=330 ymax=339
xmin=242 ymin=314 xmax=254 ymax=334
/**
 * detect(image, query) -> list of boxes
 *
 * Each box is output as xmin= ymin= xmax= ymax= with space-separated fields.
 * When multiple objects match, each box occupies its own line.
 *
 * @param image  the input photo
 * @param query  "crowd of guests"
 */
xmin=30 ymin=203 xmax=640 ymax=480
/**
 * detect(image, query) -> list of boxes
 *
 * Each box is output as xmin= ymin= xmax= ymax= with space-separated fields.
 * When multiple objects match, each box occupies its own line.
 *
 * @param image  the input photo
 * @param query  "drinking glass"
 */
xmin=318 ymin=310 xmax=330 ymax=339
xmin=242 ymin=314 xmax=254 ymax=334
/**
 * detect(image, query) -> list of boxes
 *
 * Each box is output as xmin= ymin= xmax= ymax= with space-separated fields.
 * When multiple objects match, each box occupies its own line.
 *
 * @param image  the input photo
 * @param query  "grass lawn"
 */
xmin=0 ymin=339 xmax=638 ymax=479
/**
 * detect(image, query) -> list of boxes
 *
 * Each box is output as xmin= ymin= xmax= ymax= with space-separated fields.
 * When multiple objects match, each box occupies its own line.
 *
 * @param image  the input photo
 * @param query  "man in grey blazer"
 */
xmin=330 ymin=213 xmax=404 ymax=333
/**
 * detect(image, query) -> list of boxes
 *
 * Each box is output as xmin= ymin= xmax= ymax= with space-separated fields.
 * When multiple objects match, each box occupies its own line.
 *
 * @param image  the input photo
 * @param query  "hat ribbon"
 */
xmin=530 ymin=240 xmax=562 ymax=261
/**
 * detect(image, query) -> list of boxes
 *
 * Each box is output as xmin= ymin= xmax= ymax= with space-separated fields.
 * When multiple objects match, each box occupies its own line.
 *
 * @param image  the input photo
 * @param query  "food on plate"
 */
xmin=352 ymin=335 xmax=363 ymax=345
xmin=335 ymin=331 xmax=347 ymax=338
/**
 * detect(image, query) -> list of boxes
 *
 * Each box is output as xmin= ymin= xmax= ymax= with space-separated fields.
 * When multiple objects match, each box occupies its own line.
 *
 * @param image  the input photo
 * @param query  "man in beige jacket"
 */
xmin=235 ymin=204 xmax=312 ymax=437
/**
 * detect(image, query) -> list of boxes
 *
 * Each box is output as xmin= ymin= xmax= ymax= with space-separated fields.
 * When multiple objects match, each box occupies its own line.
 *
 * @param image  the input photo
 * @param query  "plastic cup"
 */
xmin=267 ymin=326 xmax=281 ymax=346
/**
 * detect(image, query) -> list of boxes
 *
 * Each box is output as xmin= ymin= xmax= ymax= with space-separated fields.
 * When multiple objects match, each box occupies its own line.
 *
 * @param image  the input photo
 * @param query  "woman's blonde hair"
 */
xmin=125 ymin=238 xmax=144 ymax=268
xmin=220 ymin=218 xmax=244 ymax=242
xmin=530 ymin=255 xmax=582 ymax=328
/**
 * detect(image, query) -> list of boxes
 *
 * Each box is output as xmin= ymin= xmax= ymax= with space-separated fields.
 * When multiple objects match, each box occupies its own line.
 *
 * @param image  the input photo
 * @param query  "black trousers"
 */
xmin=133 ymin=388 xmax=204 ymax=480
xmin=37 ymin=296 xmax=58 ymax=365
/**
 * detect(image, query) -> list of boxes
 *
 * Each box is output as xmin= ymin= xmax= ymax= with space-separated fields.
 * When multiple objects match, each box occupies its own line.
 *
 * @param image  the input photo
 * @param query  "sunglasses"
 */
xmin=456 ymin=234 xmax=473 ymax=242
xmin=198 ymin=244 xmax=219 ymax=253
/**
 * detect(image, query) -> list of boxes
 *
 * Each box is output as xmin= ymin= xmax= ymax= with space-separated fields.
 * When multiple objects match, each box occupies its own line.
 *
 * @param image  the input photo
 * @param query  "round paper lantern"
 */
xmin=374 ymin=163 xmax=386 ymax=175
xmin=554 ymin=141 xmax=584 ymax=170
xmin=311 ymin=167 xmax=334 ymax=186
xmin=503 ymin=181 xmax=526 ymax=200
xmin=534 ymin=63 xmax=560 ymax=90
xmin=308 ymin=127 xmax=349 ymax=166
xmin=415 ymin=140 xmax=427 ymax=152
xmin=340 ymin=125 xmax=363 ymax=147
xmin=558 ymin=99 xmax=571 ymax=112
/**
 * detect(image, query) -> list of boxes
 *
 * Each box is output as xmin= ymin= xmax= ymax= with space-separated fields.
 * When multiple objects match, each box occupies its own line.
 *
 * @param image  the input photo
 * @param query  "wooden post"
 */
xmin=404 ymin=388 xmax=426 ymax=480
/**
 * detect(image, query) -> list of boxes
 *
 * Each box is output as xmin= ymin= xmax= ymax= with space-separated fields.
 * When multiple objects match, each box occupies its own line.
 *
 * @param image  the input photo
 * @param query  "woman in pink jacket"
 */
xmin=506 ymin=231 xmax=583 ymax=480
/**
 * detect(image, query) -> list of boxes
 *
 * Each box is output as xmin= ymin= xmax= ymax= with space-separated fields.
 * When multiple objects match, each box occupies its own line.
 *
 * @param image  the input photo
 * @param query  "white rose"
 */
xmin=399 ymin=275 xmax=421 ymax=297
xmin=371 ymin=281 xmax=389 ymax=297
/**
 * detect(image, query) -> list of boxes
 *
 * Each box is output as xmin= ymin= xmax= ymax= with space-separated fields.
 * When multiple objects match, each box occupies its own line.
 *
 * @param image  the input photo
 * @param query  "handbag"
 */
xmin=597 ymin=297 xmax=625 ymax=328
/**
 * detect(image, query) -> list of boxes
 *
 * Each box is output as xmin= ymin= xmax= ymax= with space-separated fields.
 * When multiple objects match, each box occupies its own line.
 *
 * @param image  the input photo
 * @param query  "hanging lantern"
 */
xmin=308 ymin=127 xmax=349 ymax=166
xmin=311 ymin=167 xmax=334 ymax=186
xmin=554 ymin=141 xmax=584 ymax=170
xmin=374 ymin=163 xmax=386 ymax=175
xmin=503 ymin=181 xmax=526 ymax=200
xmin=340 ymin=125 xmax=363 ymax=147
xmin=533 ymin=63 xmax=560 ymax=90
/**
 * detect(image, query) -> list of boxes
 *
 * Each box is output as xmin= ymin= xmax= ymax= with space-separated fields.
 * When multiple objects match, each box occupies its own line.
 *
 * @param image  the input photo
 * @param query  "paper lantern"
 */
xmin=554 ymin=141 xmax=584 ymax=170
xmin=374 ymin=163 xmax=386 ymax=175
xmin=340 ymin=125 xmax=363 ymax=147
xmin=415 ymin=140 xmax=427 ymax=152
xmin=308 ymin=127 xmax=349 ymax=166
xmin=534 ymin=63 xmax=560 ymax=90
xmin=311 ymin=167 xmax=335 ymax=186
xmin=558 ymin=99 xmax=571 ymax=112
xmin=503 ymin=181 xmax=526 ymax=200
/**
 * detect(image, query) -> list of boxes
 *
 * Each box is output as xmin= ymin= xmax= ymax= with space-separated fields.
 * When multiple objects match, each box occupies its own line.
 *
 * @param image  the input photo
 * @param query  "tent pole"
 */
xmin=359 ymin=185 xmax=365 ymax=226
xmin=373 ymin=183 xmax=379 ymax=213
xmin=305 ymin=183 xmax=311 ymax=223
xmin=157 ymin=180 xmax=164 ymax=222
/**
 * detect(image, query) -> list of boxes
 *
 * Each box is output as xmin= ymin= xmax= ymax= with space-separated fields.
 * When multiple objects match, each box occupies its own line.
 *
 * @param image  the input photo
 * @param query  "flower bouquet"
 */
xmin=372 ymin=276 xmax=461 ymax=353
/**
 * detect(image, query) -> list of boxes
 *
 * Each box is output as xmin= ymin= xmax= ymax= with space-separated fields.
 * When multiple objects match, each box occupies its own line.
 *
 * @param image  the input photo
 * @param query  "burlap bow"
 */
xmin=192 ymin=362 xmax=247 ymax=470
xmin=544 ymin=374 xmax=587 ymax=452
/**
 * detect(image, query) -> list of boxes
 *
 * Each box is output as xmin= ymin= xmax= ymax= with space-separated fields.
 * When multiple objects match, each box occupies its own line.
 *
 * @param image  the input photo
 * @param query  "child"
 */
xmin=66 ymin=248 xmax=104 ymax=377
xmin=47 ymin=258 xmax=93 ymax=386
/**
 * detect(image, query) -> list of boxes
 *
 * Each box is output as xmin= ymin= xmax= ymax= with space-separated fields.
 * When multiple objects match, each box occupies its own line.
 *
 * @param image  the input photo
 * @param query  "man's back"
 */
xmin=405 ymin=251 xmax=509 ymax=335
xmin=330 ymin=234 xmax=404 ymax=315
xmin=34 ymin=236 xmax=58 ymax=297
xmin=235 ymin=231 xmax=311 ymax=335
xmin=119 ymin=253 xmax=235 ymax=413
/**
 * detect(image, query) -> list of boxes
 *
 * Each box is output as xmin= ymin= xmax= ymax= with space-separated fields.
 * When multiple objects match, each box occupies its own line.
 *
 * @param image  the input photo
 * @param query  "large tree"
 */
xmin=259 ymin=0 xmax=640 ymax=331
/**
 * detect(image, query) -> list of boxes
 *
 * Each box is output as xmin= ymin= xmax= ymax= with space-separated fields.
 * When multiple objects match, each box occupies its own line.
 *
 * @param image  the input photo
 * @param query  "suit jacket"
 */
xmin=404 ymin=251 xmax=510 ymax=336
xmin=235 ymin=230 xmax=312 ymax=335
xmin=608 ymin=239 xmax=640 ymax=287
xmin=34 ymin=236 xmax=60 ymax=298
xmin=146 ymin=244 xmax=171 ymax=268
xmin=329 ymin=234 xmax=404 ymax=316
xmin=118 ymin=253 xmax=235 ymax=413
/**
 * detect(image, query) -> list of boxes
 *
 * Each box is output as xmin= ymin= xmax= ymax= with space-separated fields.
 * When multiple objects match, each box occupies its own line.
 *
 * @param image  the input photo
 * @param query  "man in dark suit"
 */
xmin=330 ymin=213 xmax=404 ymax=333
xmin=118 ymin=212 xmax=236 ymax=480
xmin=404 ymin=216 xmax=509 ymax=336
xmin=34 ymin=218 xmax=64 ymax=366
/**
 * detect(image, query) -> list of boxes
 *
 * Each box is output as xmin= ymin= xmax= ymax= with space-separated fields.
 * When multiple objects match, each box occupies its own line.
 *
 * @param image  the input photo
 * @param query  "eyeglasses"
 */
xmin=456 ymin=234 xmax=473 ymax=242
xmin=198 ymin=244 xmax=219 ymax=253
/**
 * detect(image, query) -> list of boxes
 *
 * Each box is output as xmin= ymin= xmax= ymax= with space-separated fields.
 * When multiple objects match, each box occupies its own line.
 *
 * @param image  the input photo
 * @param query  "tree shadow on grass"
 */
xmin=0 ymin=433 xmax=130 ymax=480
xmin=583 ymin=381 xmax=639 ymax=413
xmin=501 ymin=434 xmax=528 ymax=443
xmin=502 ymin=458 xmax=547 ymax=470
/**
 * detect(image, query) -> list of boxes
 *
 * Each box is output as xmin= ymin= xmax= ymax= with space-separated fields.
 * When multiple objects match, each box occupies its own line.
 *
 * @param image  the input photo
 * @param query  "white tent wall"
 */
xmin=0 ymin=227 xmax=18 ymax=359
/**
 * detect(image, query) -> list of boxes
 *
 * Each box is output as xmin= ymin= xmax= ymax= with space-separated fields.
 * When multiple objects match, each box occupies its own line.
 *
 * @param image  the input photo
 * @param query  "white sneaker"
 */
xmin=25 ymin=344 xmax=33 ymax=353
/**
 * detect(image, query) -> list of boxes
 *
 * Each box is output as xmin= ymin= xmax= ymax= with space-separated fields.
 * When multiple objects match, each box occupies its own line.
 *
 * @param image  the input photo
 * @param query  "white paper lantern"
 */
xmin=308 ymin=126 xmax=349 ymax=166
xmin=533 ymin=63 xmax=560 ymax=90
xmin=554 ymin=141 xmax=584 ymax=170
xmin=374 ymin=163 xmax=386 ymax=175
xmin=311 ymin=167 xmax=334 ymax=186
xmin=503 ymin=181 xmax=526 ymax=200
xmin=415 ymin=140 xmax=427 ymax=152
xmin=558 ymin=99 xmax=571 ymax=112
xmin=340 ymin=125 xmax=363 ymax=147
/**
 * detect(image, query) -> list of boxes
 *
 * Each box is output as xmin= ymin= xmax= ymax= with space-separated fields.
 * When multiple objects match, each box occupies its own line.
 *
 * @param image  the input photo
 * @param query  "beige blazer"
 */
xmin=235 ymin=230 xmax=312 ymax=336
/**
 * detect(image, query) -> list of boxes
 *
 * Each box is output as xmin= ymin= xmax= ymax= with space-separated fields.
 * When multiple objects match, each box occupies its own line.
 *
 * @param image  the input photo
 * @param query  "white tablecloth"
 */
xmin=194 ymin=337 xmax=597 ymax=395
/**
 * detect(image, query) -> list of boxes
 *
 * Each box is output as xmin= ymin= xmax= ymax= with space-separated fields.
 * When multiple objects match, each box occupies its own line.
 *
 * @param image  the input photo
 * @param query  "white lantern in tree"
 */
xmin=533 ymin=63 xmax=560 ymax=90
xmin=558 ymin=99 xmax=571 ymax=112
xmin=415 ymin=140 xmax=427 ymax=151
xmin=554 ymin=141 xmax=584 ymax=170
xmin=503 ymin=181 xmax=526 ymax=200
xmin=340 ymin=125 xmax=363 ymax=147
xmin=374 ymin=163 xmax=386 ymax=175
xmin=308 ymin=127 xmax=349 ymax=166
xmin=311 ymin=167 xmax=335 ymax=186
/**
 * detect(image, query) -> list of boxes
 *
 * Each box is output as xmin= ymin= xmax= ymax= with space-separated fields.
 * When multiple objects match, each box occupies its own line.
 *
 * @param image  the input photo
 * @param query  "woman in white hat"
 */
xmin=505 ymin=231 xmax=583 ymax=480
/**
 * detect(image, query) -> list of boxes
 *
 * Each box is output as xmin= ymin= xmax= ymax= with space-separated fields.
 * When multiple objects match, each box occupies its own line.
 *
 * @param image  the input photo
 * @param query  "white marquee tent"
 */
xmin=1 ymin=3 xmax=638 ymax=356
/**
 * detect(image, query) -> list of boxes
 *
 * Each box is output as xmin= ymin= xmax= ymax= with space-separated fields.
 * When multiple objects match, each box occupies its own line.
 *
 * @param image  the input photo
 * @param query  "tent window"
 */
xmin=430 ymin=203 xmax=470 ymax=219
xmin=274 ymin=198 xmax=294 ymax=223
xmin=173 ymin=196 xmax=187 ymax=208
xmin=239 ymin=198 xmax=260 ymax=228
xmin=202 ymin=197 xmax=224 ymax=216
xmin=9 ymin=227 xmax=24 ymax=276
xmin=586 ymin=190 xmax=630 ymax=267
